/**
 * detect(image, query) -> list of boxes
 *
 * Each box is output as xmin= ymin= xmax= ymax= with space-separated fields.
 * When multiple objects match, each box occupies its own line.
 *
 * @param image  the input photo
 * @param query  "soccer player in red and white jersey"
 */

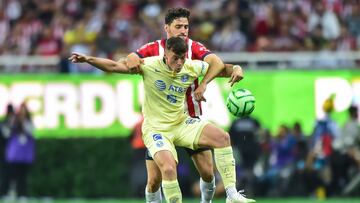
xmin=126 ymin=8 xmax=248 ymax=203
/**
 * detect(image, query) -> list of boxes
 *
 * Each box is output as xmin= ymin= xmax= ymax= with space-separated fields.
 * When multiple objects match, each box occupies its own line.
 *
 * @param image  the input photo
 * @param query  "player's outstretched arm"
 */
xmin=69 ymin=52 xmax=134 ymax=74
xmin=217 ymin=64 xmax=244 ymax=87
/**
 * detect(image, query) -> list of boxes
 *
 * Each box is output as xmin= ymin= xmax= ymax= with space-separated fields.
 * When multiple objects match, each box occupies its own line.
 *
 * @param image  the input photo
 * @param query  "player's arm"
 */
xmin=69 ymin=52 xmax=136 ymax=74
xmin=217 ymin=64 xmax=244 ymax=86
xmin=126 ymin=52 xmax=144 ymax=73
xmin=194 ymin=53 xmax=225 ymax=101
xmin=126 ymin=42 xmax=156 ymax=73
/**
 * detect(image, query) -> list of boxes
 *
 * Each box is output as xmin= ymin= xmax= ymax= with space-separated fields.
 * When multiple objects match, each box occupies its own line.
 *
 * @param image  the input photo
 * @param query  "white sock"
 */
xmin=145 ymin=186 xmax=162 ymax=203
xmin=225 ymin=186 xmax=238 ymax=200
xmin=200 ymin=177 xmax=216 ymax=203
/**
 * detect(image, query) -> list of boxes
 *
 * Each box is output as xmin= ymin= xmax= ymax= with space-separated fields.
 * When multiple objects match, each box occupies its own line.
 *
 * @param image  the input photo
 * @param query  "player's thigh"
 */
xmin=197 ymin=123 xmax=230 ymax=148
xmin=173 ymin=117 xmax=209 ymax=150
xmin=142 ymin=129 xmax=179 ymax=162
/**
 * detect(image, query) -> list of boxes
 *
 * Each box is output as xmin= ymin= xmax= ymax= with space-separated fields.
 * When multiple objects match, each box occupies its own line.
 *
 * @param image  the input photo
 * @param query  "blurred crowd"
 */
xmin=0 ymin=0 xmax=360 ymax=72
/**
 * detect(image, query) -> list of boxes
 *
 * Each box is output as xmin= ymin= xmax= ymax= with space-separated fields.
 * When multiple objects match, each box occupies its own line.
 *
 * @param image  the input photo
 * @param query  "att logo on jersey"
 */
xmin=168 ymin=85 xmax=184 ymax=93
xmin=167 ymin=94 xmax=177 ymax=103
xmin=154 ymin=80 xmax=166 ymax=91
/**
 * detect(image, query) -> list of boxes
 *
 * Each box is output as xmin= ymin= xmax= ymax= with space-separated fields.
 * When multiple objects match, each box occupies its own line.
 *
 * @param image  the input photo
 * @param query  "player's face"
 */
xmin=164 ymin=50 xmax=186 ymax=73
xmin=165 ymin=17 xmax=189 ymax=40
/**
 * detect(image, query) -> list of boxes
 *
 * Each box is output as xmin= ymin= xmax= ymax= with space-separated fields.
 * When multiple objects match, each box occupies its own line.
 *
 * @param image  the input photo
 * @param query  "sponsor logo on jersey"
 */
xmin=168 ymin=84 xmax=184 ymax=93
xmin=167 ymin=94 xmax=177 ymax=103
xmin=152 ymin=133 xmax=162 ymax=141
xmin=185 ymin=118 xmax=200 ymax=124
xmin=156 ymin=140 xmax=164 ymax=148
xmin=154 ymin=80 xmax=166 ymax=91
xmin=181 ymin=74 xmax=189 ymax=82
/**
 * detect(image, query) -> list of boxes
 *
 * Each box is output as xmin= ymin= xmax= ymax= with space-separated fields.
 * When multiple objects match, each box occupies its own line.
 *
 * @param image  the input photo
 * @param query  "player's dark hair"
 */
xmin=165 ymin=37 xmax=188 ymax=55
xmin=165 ymin=7 xmax=190 ymax=25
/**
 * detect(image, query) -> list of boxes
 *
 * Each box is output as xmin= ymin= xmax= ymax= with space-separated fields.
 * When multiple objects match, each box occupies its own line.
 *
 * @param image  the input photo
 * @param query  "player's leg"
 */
xmin=187 ymin=149 xmax=216 ymax=203
xmin=197 ymin=124 xmax=256 ymax=203
xmin=145 ymin=150 xmax=162 ymax=203
xmin=143 ymin=129 xmax=182 ymax=203
xmin=153 ymin=150 xmax=182 ymax=203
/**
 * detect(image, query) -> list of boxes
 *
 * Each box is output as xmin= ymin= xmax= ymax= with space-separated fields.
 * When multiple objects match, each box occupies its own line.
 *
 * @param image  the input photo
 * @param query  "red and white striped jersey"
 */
xmin=135 ymin=38 xmax=211 ymax=117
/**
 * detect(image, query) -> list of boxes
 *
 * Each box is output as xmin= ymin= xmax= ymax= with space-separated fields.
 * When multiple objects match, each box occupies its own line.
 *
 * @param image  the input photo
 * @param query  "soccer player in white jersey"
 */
xmin=69 ymin=37 xmax=256 ymax=203
xmin=126 ymin=7 xmax=246 ymax=203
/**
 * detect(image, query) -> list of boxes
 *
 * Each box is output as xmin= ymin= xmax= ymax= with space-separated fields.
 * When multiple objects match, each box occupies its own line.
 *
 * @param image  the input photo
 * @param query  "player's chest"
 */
xmin=146 ymin=71 xmax=194 ymax=95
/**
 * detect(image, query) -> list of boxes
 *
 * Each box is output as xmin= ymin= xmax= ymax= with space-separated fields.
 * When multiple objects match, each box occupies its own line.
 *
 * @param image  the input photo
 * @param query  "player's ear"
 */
xmin=164 ymin=24 xmax=168 ymax=32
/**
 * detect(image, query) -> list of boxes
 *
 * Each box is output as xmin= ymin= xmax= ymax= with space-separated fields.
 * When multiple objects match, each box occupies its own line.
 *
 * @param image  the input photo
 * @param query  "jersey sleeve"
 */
xmin=191 ymin=41 xmax=212 ymax=60
xmin=193 ymin=60 xmax=209 ymax=77
xmin=135 ymin=41 xmax=159 ymax=58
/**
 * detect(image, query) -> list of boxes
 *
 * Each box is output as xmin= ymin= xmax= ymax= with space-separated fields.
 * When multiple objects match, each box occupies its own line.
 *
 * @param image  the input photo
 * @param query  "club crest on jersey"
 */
xmin=167 ymin=94 xmax=177 ymax=103
xmin=181 ymin=74 xmax=189 ymax=82
xmin=154 ymin=80 xmax=166 ymax=91
xmin=156 ymin=140 xmax=164 ymax=148
xmin=153 ymin=134 xmax=162 ymax=141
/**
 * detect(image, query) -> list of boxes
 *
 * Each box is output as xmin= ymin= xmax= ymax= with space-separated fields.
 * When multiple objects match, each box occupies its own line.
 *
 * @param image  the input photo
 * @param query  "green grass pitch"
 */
xmin=19 ymin=198 xmax=360 ymax=203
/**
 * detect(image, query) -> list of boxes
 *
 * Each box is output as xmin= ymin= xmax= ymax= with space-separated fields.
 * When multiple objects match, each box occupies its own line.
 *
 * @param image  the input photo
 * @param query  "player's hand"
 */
xmin=229 ymin=65 xmax=244 ymax=87
xmin=194 ymin=83 xmax=207 ymax=102
xmin=126 ymin=57 xmax=144 ymax=74
xmin=68 ymin=52 xmax=88 ymax=63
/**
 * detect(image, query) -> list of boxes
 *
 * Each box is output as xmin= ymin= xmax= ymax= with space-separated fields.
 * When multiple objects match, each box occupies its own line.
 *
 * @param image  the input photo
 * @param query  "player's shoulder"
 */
xmin=138 ymin=40 xmax=159 ymax=49
xmin=185 ymin=59 xmax=208 ymax=67
xmin=143 ymin=56 xmax=162 ymax=64
xmin=190 ymin=39 xmax=208 ymax=49
xmin=184 ymin=59 xmax=208 ymax=72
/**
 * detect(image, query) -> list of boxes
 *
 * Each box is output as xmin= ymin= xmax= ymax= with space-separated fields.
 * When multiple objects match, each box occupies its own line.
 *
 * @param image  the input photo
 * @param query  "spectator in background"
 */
xmin=228 ymin=116 xmax=261 ymax=197
xmin=336 ymin=24 xmax=357 ymax=67
xmin=306 ymin=96 xmax=340 ymax=197
xmin=2 ymin=102 xmax=35 ymax=201
xmin=330 ymin=105 xmax=360 ymax=196
xmin=211 ymin=17 xmax=247 ymax=52
xmin=344 ymin=0 xmax=360 ymax=46
xmin=308 ymin=1 xmax=341 ymax=40
xmin=267 ymin=124 xmax=297 ymax=196
xmin=310 ymin=96 xmax=340 ymax=164
xmin=0 ymin=10 xmax=10 ymax=54
xmin=255 ymin=129 xmax=274 ymax=196
xmin=292 ymin=122 xmax=308 ymax=164
xmin=34 ymin=25 xmax=62 ymax=56
xmin=284 ymin=122 xmax=309 ymax=197
xmin=0 ymin=104 xmax=15 ymax=198
xmin=63 ymin=20 xmax=97 ymax=73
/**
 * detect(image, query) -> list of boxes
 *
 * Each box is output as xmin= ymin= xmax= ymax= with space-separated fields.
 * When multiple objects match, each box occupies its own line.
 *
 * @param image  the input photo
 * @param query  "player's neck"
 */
xmin=162 ymin=57 xmax=176 ymax=76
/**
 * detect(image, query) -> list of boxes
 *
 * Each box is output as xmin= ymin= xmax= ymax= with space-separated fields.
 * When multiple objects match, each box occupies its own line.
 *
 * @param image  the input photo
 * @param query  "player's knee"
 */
xmin=217 ymin=132 xmax=231 ymax=147
xmin=199 ymin=168 xmax=214 ymax=182
xmin=159 ymin=164 xmax=177 ymax=179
